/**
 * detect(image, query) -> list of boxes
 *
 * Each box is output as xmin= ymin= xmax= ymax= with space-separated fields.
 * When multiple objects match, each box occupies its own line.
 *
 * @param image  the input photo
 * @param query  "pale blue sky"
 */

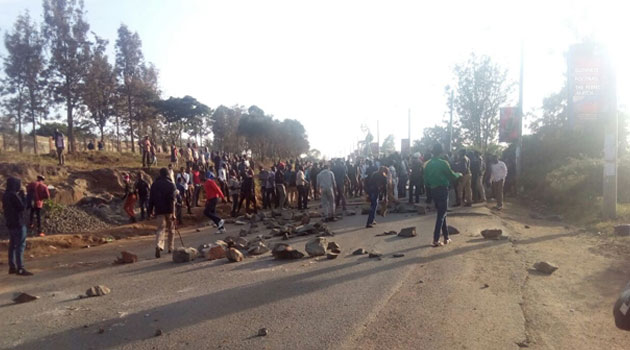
xmin=1 ymin=0 xmax=628 ymax=157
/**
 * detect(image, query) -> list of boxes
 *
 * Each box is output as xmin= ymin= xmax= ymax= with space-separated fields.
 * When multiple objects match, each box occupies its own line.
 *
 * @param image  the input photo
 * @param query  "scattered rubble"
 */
xmin=353 ymin=248 xmax=367 ymax=255
xmin=272 ymin=243 xmax=305 ymax=260
xmin=447 ymin=226 xmax=460 ymax=235
xmin=226 ymin=248 xmax=244 ymax=262
xmin=368 ymin=251 xmax=383 ymax=258
xmin=12 ymin=292 xmax=39 ymax=304
xmin=258 ymin=328 xmax=269 ymax=337
xmin=114 ymin=251 xmax=137 ymax=264
xmin=327 ymin=242 xmax=341 ymax=251
xmin=305 ymin=237 xmax=328 ymax=257
xmin=248 ymin=241 xmax=271 ymax=256
xmin=172 ymin=247 xmax=198 ymax=263
xmin=392 ymin=253 xmax=405 ymax=258
xmin=481 ymin=229 xmax=503 ymax=240
xmin=86 ymin=285 xmax=111 ymax=297
xmin=533 ymin=261 xmax=558 ymax=275
xmin=154 ymin=329 xmax=163 ymax=337
xmin=398 ymin=227 xmax=417 ymax=238
xmin=327 ymin=252 xmax=339 ymax=259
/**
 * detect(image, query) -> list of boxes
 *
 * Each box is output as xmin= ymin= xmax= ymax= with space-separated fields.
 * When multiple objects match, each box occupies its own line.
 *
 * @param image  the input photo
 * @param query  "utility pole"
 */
xmin=448 ymin=90 xmax=454 ymax=153
xmin=516 ymin=42 xmax=524 ymax=195
xmin=408 ymin=108 xmax=411 ymax=146
xmin=603 ymin=52 xmax=618 ymax=219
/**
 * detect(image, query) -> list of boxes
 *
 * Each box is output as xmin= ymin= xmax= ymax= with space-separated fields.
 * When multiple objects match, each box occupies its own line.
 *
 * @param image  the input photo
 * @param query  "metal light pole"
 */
xmin=516 ymin=42 xmax=524 ymax=195
xmin=448 ymin=90 xmax=454 ymax=153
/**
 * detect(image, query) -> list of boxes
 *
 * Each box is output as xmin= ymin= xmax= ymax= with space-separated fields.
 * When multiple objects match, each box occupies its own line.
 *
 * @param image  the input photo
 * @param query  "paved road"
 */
xmin=1 ymin=198 xmax=629 ymax=349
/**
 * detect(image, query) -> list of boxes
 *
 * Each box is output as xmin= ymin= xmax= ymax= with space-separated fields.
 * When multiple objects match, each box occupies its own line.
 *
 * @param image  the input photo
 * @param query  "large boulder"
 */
xmin=115 ymin=251 xmax=138 ymax=264
xmin=614 ymin=282 xmax=630 ymax=331
xmin=203 ymin=243 xmax=226 ymax=260
xmin=398 ymin=227 xmax=417 ymax=238
xmin=172 ymin=247 xmax=198 ymax=263
xmin=305 ymin=237 xmax=328 ymax=257
xmin=272 ymin=243 xmax=305 ymax=260
xmin=226 ymin=248 xmax=244 ymax=262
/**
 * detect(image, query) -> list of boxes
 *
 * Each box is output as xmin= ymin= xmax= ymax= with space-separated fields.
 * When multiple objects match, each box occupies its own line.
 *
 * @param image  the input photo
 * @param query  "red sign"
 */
xmin=499 ymin=107 xmax=520 ymax=143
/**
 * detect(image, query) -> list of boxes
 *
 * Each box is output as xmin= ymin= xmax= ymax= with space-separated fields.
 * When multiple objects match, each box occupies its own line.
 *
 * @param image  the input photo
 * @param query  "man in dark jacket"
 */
xmin=365 ymin=166 xmax=388 ymax=228
xmin=2 ymin=177 xmax=33 ymax=275
xmin=148 ymin=168 xmax=177 ymax=258
xmin=134 ymin=172 xmax=150 ymax=220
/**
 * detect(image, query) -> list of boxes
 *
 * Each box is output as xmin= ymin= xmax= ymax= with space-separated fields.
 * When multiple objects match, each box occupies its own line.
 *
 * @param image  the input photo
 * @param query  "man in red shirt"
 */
xmin=26 ymin=175 xmax=50 ymax=236
xmin=192 ymin=166 xmax=202 ymax=207
xmin=203 ymin=171 xmax=226 ymax=234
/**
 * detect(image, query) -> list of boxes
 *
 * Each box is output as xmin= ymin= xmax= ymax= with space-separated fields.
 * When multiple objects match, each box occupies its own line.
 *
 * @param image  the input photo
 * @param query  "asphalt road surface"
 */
xmin=1 ymin=198 xmax=629 ymax=349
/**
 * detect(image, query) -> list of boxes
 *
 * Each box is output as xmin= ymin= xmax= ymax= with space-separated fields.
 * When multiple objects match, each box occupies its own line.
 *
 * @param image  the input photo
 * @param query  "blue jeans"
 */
xmin=204 ymin=197 xmax=222 ymax=226
xmin=366 ymin=191 xmax=379 ymax=226
xmin=138 ymin=196 xmax=149 ymax=220
xmin=431 ymin=186 xmax=449 ymax=242
xmin=8 ymin=225 xmax=27 ymax=270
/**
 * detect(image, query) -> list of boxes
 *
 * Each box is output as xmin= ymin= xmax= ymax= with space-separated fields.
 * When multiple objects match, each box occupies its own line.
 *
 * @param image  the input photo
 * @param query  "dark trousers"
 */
xmin=8 ymin=225 xmax=26 ymax=270
xmin=30 ymin=207 xmax=42 ymax=232
xmin=366 ymin=191 xmax=379 ymax=226
xmin=231 ymin=194 xmax=239 ymax=216
xmin=238 ymin=192 xmax=257 ymax=214
xmin=175 ymin=203 xmax=183 ymax=225
xmin=398 ymin=176 xmax=407 ymax=198
xmin=264 ymin=188 xmax=276 ymax=209
xmin=409 ymin=180 xmax=421 ymax=203
xmin=138 ymin=196 xmax=149 ymax=220
xmin=431 ymin=186 xmax=450 ymax=242
xmin=193 ymin=184 xmax=201 ymax=207
xmin=204 ymin=197 xmax=222 ymax=226
xmin=297 ymin=185 xmax=308 ymax=210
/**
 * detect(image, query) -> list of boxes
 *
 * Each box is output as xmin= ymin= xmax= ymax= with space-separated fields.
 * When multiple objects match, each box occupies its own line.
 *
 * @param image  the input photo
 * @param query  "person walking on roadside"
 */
xmin=53 ymin=129 xmax=65 ymax=165
xmin=134 ymin=173 xmax=150 ymax=220
xmin=218 ymin=164 xmax=229 ymax=203
xmin=365 ymin=166 xmax=388 ymax=228
xmin=3 ymin=177 xmax=33 ymax=276
xmin=170 ymin=143 xmax=179 ymax=166
xmin=191 ymin=166 xmax=202 ymax=207
xmin=454 ymin=149 xmax=473 ymax=207
xmin=470 ymin=150 xmax=487 ymax=203
xmin=122 ymin=173 xmax=137 ymax=223
xmin=424 ymin=144 xmax=462 ymax=247
xmin=26 ymin=175 xmax=50 ymax=236
xmin=296 ymin=165 xmax=308 ymax=210
xmin=332 ymin=160 xmax=348 ymax=212
xmin=148 ymin=168 xmax=177 ymax=258
xmin=203 ymin=171 xmax=226 ymax=233
xmin=265 ymin=166 xmax=277 ymax=209
xmin=317 ymin=164 xmax=337 ymax=222
xmin=141 ymin=136 xmax=151 ymax=168
xmin=489 ymin=155 xmax=508 ymax=210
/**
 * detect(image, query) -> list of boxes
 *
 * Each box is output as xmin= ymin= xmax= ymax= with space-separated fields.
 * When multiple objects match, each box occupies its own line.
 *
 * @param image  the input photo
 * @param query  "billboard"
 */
xmin=499 ymin=107 xmax=520 ymax=143
xmin=567 ymin=43 xmax=611 ymax=122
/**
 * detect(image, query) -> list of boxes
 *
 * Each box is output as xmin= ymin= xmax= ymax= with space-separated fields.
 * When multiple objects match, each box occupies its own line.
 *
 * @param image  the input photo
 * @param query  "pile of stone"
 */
xmin=197 ymin=235 xmax=273 ymax=263
xmin=114 ymin=251 xmax=138 ymax=264
xmin=43 ymin=205 xmax=111 ymax=234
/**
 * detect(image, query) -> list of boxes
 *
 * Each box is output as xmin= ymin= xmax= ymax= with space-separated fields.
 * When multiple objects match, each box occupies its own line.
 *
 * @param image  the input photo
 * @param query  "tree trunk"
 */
xmin=67 ymin=101 xmax=75 ymax=154
xmin=115 ymin=115 xmax=121 ymax=152
xmin=127 ymin=94 xmax=135 ymax=153
xmin=17 ymin=110 xmax=23 ymax=153
xmin=31 ymin=111 xmax=37 ymax=154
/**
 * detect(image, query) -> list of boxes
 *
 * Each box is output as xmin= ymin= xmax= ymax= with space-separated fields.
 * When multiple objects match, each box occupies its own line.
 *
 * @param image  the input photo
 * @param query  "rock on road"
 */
xmin=1 ymin=200 xmax=629 ymax=350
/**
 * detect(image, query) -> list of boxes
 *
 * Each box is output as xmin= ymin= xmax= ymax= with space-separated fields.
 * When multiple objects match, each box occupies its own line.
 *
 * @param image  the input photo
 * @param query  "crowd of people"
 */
xmin=4 ymin=139 xmax=509 ymax=274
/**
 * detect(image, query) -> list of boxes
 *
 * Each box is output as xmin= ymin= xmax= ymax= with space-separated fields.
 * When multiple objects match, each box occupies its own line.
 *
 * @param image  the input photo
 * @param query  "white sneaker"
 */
xmin=218 ymin=219 xmax=225 ymax=228
xmin=216 ymin=227 xmax=226 ymax=234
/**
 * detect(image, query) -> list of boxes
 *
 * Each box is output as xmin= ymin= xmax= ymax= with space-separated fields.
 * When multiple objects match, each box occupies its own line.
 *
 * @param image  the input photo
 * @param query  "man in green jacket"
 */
xmin=424 ymin=144 xmax=462 ymax=247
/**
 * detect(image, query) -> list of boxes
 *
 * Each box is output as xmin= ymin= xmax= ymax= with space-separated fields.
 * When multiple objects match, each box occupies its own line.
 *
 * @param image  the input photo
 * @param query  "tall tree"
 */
xmin=42 ymin=0 xmax=92 ymax=153
xmin=3 ymin=12 xmax=48 ymax=153
xmin=381 ymin=134 xmax=396 ymax=155
xmin=83 ymin=36 xmax=116 ymax=142
xmin=115 ymin=24 xmax=144 ymax=153
xmin=452 ymin=54 xmax=512 ymax=152
xmin=211 ymin=105 xmax=244 ymax=152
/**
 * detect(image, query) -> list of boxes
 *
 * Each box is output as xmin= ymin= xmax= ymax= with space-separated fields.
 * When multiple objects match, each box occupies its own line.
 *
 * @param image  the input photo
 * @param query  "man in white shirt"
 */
xmin=316 ymin=164 xmax=337 ymax=222
xmin=489 ymin=155 xmax=508 ymax=210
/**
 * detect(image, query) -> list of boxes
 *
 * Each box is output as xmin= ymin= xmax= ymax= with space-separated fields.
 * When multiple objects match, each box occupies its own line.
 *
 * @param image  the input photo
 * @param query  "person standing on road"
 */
xmin=408 ymin=155 xmax=423 ymax=204
xmin=296 ymin=165 xmax=308 ymax=210
xmin=203 ymin=171 xmax=226 ymax=233
xmin=275 ymin=163 xmax=287 ymax=209
xmin=26 ymin=175 xmax=49 ymax=237
xmin=134 ymin=173 xmax=150 ymax=220
xmin=365 ymin=166 xmax=388 ymax=228
xmin=228 ymin=169 xmax=241 ymax=217
xmin=148 ymin=168 xmax=177 ymax=258
xmin=53 ymin=129 xmax=65 ymax=165
xmin=454 ymin=149 xmax=473 ymax=207
xmin=489 ymin=155 xmax=508 ymax=210
xmin=332 ymin=160 xmax=348 ymax=212
xmin=141 ymin=136 xmax=151 ymax=168
xmin=424 ymin=144 xmax=462 ymax=247
xmin=170 ymin=143 xmax=179 ymax=167
xmin=191 ymin=166 xmax=202 ymax=207
xmin=3 ymin=177 xmax=33 ymax=276
xmin=265 ymin=166 xmax=277 ymax=209
xmin=121 ymin=173 xmax=137 ymax=223
xmin=238 ymin=167 xmax=258 ymax=214
xmin=470 ymin=151 xmax=487 ymax=203
xmin=317 ymin=164 xmax=337 ymax=222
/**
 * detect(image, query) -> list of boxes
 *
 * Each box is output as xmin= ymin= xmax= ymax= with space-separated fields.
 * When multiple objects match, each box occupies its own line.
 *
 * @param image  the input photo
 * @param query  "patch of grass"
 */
xmin=0 ymin=150 xmax=171 ymax=171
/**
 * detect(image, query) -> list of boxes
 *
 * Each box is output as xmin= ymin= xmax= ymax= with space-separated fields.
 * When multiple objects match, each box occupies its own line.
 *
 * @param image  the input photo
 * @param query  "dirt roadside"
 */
xmin=344 ymin=202 xmax=630 ymax=349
